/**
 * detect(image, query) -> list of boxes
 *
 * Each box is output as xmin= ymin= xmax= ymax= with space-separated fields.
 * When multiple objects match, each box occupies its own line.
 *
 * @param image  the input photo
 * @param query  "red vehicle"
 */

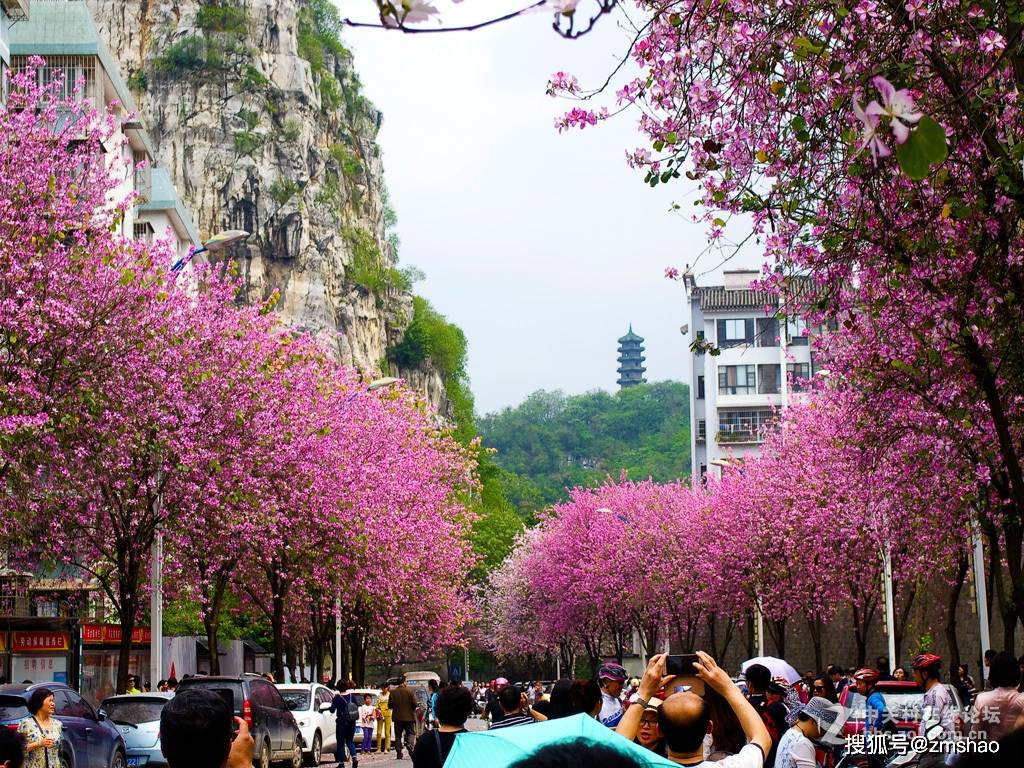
xmin=838 ymin=680 xmax=965 ymax=736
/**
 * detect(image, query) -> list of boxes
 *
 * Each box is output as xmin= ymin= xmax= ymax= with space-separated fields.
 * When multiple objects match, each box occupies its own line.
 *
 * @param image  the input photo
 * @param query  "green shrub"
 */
xmin=236 ymin=108 xmax=260 ymax=130
xmin=319 ymin=76 xmax=343 ymax=112
xmin=196 ymin=3 xmax=250 ymax=35
xmin=331 ymin=142 xmax=362 ymax=178
xmin=240 ymin=65 xmax=268 ymax=91
xmin=269 ymin=178 xmax=300 ymax=205
xmin=315 ymin=172 xmax=341 ymax=206
xmin=127 ymin=70 xmax=148 ymax=92
xmin=280 ymin=118 xmax=302 ymax=143
xmin=387 ymin=296 xmax=474 ymax=441
xmin=153 ymin=35 xmax=206 ymax=75
xmin=297 ymin=0 xmax=349 ymax=77
xmin=343 ymin=227 xmax=410 ymax=294
xmin=233 ymin=131 xmax=262 ymax=155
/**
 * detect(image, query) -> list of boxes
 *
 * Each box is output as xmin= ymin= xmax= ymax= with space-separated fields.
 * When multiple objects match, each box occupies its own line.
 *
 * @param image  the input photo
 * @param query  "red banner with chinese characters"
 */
xmin=82 ymin=624 xmax=151 ymax=645
xmin=12 ymin=631 xmax=69 ymax=653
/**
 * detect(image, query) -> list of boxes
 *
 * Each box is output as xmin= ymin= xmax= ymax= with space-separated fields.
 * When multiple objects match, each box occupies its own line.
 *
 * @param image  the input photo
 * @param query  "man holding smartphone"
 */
xmin=160 ymin=689 xmax=254 ymax=768
xmin=617 ymin=652 xmax=771 ymax=768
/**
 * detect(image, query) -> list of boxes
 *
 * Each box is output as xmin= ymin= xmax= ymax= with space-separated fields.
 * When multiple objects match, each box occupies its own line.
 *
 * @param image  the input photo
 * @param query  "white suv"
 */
xmin=277 ymin=683 xmax=337 ymax=766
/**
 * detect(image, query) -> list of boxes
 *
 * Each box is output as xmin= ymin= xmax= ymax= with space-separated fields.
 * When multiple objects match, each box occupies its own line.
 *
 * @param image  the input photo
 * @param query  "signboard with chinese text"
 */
xmin=12 ymin=631 xmax=69 ymax=653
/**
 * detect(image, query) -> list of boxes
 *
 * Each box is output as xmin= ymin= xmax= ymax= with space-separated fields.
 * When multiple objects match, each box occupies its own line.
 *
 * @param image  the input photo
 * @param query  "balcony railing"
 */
xmin=0 ymin=591 xmax=102 ymax=619
xmin=716 ymin=430 xmax=762 ymax=444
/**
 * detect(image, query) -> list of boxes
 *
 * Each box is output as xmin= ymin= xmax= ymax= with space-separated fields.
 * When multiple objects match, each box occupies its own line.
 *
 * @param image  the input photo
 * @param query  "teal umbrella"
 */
xmin=445 ymin=713 xmax=676 ymax=768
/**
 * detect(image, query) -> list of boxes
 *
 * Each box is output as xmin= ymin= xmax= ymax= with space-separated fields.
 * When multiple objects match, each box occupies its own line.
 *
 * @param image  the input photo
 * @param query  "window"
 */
xmin=717 ymin=408 xmax=775 ymax=442
xmin=787 ymin=363 xmax=811 ymax=391
xmin=786 ymin=317 xmax=810 ymax=346
xmin=56 ymin=689 xmax=94 ymax=719
xmin=718 ymin=364 xmax=756 ymax=395
xmin=758 ymin=364 xmax=781 ymax=394
xmin=697 ymin=376 xmax=705 ymax=400
xmin=133 ymin=150 xmax=151 ymax=202
xmin=133 ymin=221 xmax=155 ymax=244
xmin=717 ymin=319 xmax=755 ymax=348
xmin=697 ymin=419 xmax=706 ymax=441
xmin=699 ymin=464 xmax=707 ymax=480
xmin=755 ymin=317 xmax=780 ymax=347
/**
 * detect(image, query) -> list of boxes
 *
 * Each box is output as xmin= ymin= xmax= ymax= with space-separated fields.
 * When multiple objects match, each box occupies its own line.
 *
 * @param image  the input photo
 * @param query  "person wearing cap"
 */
xmin=851 ymin=668 xmax=888 ymax=735
xmin=912 ymin=654 xmax=958 ymax=768
xmin=633 ymin=698 xmax=666 ymax=756
xmin=597 ymin=661 xmax=628 ymax=727
xmin=774 ymin=697 xmax=840 ymax=768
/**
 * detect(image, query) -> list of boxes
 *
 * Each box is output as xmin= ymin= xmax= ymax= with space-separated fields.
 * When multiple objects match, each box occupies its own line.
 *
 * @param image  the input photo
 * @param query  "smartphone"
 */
xmin=666 ymin=654 xmax=700 ymax=676
xmin=213 ymin=688 xmax=239 ymax=734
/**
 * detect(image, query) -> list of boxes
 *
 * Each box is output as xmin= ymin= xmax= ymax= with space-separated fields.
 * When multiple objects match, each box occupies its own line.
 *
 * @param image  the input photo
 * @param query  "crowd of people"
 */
xmin=4 ymin=650 xmax=1024 ymax=768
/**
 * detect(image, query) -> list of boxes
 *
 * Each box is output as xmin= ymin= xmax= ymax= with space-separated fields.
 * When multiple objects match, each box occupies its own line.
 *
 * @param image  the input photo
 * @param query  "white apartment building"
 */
xmin=1 ymin=1 xmax=31 ymax=85
xmin=682 ymin=269 xmax=817 ymax=480
xmin=9 ymin=0 xmax=198 ymax=258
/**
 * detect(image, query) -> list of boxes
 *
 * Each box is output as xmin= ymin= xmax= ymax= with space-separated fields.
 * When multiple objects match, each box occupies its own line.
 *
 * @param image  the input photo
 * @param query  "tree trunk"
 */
xmin=806 ymin=615 xmax=823 ymax=672
xmin=708 ymin=614 xmax=736 ymax=661
xmin=115 ymin=553 xmax=141 ymax=694
xmin=765 ymin=617 xmax=786 ymax=659
xmin=943 ymin=551 xmax=969 ymax=675
xmin=271 ymin=586 xmax=286 ymax=682
xmin=893 ymin=580 xmax=919 ymax=669
xmin=203 ymin=576 xmax=229 ymax=676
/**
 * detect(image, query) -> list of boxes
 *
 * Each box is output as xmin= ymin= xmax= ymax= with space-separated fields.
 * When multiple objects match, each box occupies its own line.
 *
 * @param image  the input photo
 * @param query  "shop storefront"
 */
xmin=0 ymin=623 xmax=77 ymax=686
xmin=80 ymin=623 xmax=151 ymax=705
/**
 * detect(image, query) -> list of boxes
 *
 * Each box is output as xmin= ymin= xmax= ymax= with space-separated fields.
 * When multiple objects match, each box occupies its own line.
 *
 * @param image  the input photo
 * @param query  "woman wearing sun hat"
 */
xmin=775 ymin=697 xmax=840 ymax=768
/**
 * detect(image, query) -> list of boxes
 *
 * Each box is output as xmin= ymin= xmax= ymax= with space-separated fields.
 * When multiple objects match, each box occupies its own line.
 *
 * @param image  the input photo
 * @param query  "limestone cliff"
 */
xmin=85 ymin=0 xmax=449 ymax=411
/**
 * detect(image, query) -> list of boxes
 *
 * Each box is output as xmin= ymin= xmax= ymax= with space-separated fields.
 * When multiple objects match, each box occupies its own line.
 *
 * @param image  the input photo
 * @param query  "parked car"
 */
xmin=275 ymin=684 xmax=336 ymax=766
xmin=99 ymin=692 xmax=173 ymax=768
xmin=175 ymin=674 xmax=301 ymax=768
xmin=839 ymin=680 xmax=965 ymax=736
xmin=0 ymin=682 xmax=128 ymax=768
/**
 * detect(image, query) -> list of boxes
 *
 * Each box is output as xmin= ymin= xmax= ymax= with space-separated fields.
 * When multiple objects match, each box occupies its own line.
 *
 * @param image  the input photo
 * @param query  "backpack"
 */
xmin=346 ymin=695 xmax=360 ymax=722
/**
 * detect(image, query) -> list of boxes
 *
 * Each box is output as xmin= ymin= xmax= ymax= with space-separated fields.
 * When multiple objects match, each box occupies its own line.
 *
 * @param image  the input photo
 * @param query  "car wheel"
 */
xmin=289 ymin=735 xmax=302 ymax=768
xmin=255 ymin=739 xmax=271 ymax=768
xmin=304 ymin=732 xmax=322 ymax=766
xmin=109 ymin=749 xmax=127 ymax=768
xmin=60 ymin=752 xmax=73 ymax=768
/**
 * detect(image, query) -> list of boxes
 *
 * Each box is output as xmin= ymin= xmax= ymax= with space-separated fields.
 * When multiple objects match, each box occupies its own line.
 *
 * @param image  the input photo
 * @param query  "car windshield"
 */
xmin=102 ymin=699 xmax=166 ymax=726
xmin=280 ymin=690 xmax=310 ymax=711
xmin=174 ymin=681 xmax=242 ymax=711
xmin=845 ymin=691 xmax=925 ymax=721
xmin=0 ymin=695 xmax=28 ymax=721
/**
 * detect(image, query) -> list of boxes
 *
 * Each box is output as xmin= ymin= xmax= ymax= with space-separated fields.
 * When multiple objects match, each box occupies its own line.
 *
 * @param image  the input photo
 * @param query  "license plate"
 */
xmin=127 ymin=758 xmax=146 ymax=767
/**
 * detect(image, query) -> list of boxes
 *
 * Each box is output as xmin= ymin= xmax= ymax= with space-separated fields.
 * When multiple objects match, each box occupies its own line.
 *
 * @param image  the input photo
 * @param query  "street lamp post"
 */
xmin=150 ymin=230 xmax=250 ymax=689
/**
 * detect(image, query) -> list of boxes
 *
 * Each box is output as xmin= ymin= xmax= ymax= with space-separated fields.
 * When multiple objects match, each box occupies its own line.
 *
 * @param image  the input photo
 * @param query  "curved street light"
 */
xmin=170 ymin=229 xmax=250 ymax=273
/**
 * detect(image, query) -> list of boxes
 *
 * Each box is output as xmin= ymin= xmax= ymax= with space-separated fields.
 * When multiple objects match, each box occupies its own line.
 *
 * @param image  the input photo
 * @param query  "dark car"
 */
xmin=175 ymin=674 xmax=301 ymax=768
xmin=0 ymin=682 xmax=127 ymax=768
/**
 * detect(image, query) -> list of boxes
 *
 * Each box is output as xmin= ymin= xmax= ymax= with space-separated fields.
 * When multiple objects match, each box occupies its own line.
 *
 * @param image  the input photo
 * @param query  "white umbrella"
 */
xmin=741 ymin=656 xmax=801 ymax=684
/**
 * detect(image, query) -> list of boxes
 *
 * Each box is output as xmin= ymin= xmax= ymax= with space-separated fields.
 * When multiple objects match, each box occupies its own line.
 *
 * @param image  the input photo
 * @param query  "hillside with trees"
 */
xmin=478 ymin=382 xmax=691 ymax=518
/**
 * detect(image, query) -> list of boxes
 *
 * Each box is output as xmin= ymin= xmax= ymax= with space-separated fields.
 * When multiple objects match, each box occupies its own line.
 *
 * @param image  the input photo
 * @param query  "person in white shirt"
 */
xmin=357 ymin=695 xmax=377 ymax=755
xmin=598 ymin=661 xmax=628 ymax=727
xmin=775 ymin=697 xmax=840 ymax=768
xmin=617 ymin=651 xmax=771 ymax=768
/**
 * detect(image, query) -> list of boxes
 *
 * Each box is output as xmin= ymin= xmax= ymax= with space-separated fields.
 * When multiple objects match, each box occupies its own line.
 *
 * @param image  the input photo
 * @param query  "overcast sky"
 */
xmin=337 ymin=1 xmax=758 ymax=414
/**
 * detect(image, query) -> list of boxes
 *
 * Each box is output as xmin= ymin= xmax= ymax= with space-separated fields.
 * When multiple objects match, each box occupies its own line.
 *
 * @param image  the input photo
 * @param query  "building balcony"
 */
xmin=1 ymin=0 xmax=30 ymax=22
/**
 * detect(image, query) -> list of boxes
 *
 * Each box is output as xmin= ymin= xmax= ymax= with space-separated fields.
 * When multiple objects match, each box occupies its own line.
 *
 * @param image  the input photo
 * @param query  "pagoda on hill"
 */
xmin=617 ymin=325 xmax=647 ymax=389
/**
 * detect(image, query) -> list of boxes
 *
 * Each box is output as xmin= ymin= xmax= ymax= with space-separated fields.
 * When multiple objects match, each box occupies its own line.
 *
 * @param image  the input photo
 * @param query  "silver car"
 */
xmin=100 ymin=693 xmax=174 ymax=767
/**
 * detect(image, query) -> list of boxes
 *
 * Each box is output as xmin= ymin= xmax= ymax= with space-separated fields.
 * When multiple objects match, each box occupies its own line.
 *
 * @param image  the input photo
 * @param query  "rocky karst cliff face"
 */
xmin=86 ymin=0 xmax=448 ymax=409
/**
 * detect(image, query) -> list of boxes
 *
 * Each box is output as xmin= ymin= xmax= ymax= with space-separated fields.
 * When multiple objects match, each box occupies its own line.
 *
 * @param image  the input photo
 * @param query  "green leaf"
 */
xmin=119 ymin=268 xmax=136 ymax=286
xmin=665 ymin=131 xmax=678 ymax=144
xmin=896 ymin=116 xmax=948 ymax=181
xmin=713 ymin=217 xmax=726 ymax=227
xmin=653 ymin=140 xmax=664 ymax=152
